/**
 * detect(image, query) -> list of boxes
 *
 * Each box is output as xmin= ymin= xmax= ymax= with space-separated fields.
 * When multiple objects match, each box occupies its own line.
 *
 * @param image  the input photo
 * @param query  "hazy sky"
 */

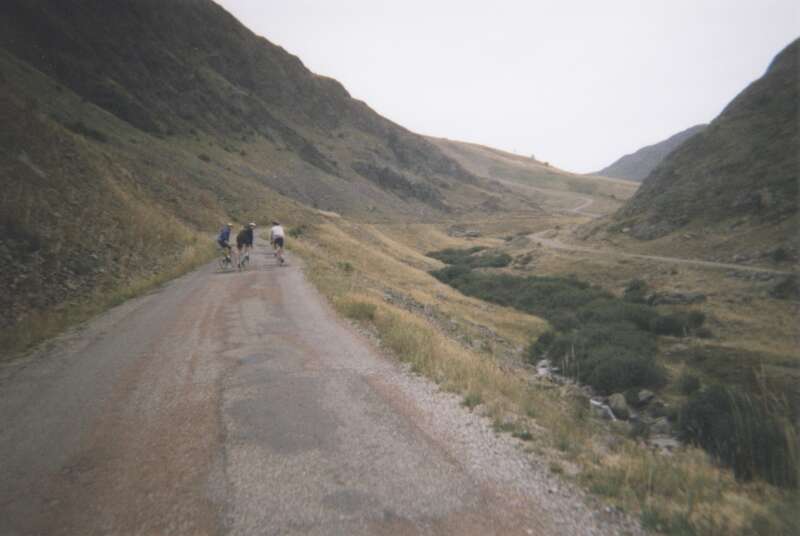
xmin=215 ymin=0 xmax=798 ymax=173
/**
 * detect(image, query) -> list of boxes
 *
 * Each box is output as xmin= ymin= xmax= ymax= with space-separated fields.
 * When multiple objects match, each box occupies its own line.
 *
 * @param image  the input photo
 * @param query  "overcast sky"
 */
xmin=216 ymin=0 xmax=798 ymax=173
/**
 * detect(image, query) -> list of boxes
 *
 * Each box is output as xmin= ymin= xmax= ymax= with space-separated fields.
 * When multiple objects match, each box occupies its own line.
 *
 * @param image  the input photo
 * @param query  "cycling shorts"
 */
xmin=273 ymin=237 xmax=284 ymax=248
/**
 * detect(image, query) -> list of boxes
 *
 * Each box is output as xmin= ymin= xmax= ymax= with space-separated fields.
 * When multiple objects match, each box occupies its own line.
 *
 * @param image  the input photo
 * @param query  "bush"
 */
xmin=694 ymin=326 xmax=713 ymax=339
xmin=676 ymin=371 xmax=701 ymax=395
xmin=539 ymin=323 xmax=665 ymax=394
xmin=427 ymin=247 xmax=510 ymax=269
xmin=679 ymin=385 xmax=798 ymax=488
xmin=623 ymin=278 xmax=649 ymax=303
xmin=582 ymin=350 xmax=667 ymax=395
xmin=526 ymin=330 xmax=556 ymax=363
xmin=426 ymin=247 xmax=484 ymax=265
xmin=578 ymin=299 xmax=658 ymax=331
xmin=770 ymin=275 xmax=799 ymax=300
xmin=288 ymin=225 xmax=308 ymax=238
xmin=198 ymin=153 xmax=211 ymax=162
xmin=462 ymin=392 xmax=482 ymax=409
xmin=470 ymin=252 xmax=512 ymax=268
xmin=430 ymin=264 xmax=472 ymax=285
xmin=649 ymin=311 xmax=706 ymax=337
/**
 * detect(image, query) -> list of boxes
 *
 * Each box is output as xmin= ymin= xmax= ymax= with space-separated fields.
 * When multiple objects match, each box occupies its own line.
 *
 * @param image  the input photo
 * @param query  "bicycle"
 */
xmin=218 ymin=252 xmax=234 ymax=271
xmin=238 ymin=252 xmax=250 ymax=270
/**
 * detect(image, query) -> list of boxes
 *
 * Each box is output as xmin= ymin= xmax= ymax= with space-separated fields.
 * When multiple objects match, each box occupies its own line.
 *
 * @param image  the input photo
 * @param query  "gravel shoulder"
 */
xmin=0 ymin=240 xmax=640 ymax=535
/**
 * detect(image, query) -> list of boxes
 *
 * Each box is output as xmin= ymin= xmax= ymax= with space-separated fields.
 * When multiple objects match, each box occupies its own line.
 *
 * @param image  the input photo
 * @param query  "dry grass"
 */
xmin=0 ymin=237 xmax=216 ymax=358
xmin=291 ymin=212 xmax=799 ymax=536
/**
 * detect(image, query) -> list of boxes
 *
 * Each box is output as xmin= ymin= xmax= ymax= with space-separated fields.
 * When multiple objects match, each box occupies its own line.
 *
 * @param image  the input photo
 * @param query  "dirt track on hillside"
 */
xmin=528 ymin=229 xmax=794 ymax=275
xmin=0 ymin=240 xmax=638 ymax=535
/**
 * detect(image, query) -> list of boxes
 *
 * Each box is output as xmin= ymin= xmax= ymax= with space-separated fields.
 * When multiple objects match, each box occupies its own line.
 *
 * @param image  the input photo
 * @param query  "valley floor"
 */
xmin=0 ymin=238 xmax=638 ymax=536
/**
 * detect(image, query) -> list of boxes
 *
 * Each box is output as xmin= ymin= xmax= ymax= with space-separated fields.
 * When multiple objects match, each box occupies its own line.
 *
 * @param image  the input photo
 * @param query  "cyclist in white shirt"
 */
xmin=270 ymin=221 xmax=286 ymax=265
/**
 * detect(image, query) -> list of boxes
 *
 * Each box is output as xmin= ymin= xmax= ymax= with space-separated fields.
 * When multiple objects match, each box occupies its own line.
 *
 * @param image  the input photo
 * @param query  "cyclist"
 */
xmin=236 ymin=222 xmax=256 ymax=268
xmin=270 ymin=220 xmax=286 ymax=265
xmin=217 ymin=223 xmax=233 ymax=263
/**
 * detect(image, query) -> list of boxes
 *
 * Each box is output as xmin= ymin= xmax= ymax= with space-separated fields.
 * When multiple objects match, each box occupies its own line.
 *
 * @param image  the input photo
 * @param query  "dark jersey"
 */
xmin=236 ymin=228 xmax=253 ymax=247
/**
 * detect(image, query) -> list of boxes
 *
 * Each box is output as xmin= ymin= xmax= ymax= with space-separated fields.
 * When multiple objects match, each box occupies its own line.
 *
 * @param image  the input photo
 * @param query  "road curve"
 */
xmin=0 ymin=240 xmax=631 ymax=535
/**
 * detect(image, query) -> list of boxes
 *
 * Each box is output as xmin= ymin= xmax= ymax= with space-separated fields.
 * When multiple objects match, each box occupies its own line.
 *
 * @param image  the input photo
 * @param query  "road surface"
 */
xmin=0 ymin=242 xmax=632 ymax=535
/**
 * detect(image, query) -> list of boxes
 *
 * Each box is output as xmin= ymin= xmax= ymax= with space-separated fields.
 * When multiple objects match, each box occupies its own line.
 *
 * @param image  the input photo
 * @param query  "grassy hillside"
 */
xmin=429 ymin=137 xmax=638 ymax=215
xmin=608 ymin=38 xmax=799 ymax=261
xmin=594 ymin=124 xmax=707 ymax=182
xmin=0 ymin=0 xmax=533 ymax=219
xmin=0 ymin=0 xmax=540 ymax=355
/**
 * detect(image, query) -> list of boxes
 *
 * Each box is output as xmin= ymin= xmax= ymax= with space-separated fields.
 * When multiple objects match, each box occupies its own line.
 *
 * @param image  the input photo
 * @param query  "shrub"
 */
xmin=582 ymin=350 xmax=667 ymax=395
xmin=623 ymin=278 xmax=649 ymax=303
xmin=676 ymin=371 xmax=702 ymax=395
xmin=526 ymin=330 xmax=556 ymax=363
xmin=578 ymin=299 xmax=658 ymax=331
xmin=427 ymin=247 xmax=510 ymax=268
xmin=770 ymin=247 xmax=789 ymax=262
xmin=687 ymin=310 xmax=706 ymax=329
xmin=679 ymin=385 xmax=798 ymax=488
xmin=462 ymin=392 xmax=482 ymax=409
xmin=426 ymin=246 xmax=485 ymax=265
xmin=470 ymin=252 xmax=512 ymax=268
xmin=770 ymin=275 xmax=799 ymax=300
xmin=649 ymin=311 xmax=706 ymax=337
xmin=336 ymin=261 xmax=353 ymax=273
xmin=694 ymin=326 xmax=713 ymax=339
xmin=541 ymin=323 xmax=665 ymax=394
xmin=198 ymin=153 xmax=211 ymax=162
xmin=288 ymin=225 xmax=308 ymax=238
xmin=430 ymin=264 xmax=472 ymax=285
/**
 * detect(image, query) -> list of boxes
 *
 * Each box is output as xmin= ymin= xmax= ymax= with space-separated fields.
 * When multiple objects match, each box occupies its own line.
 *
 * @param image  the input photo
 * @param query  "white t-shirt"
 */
xmin=270 ymin=225 xmax=285 ymax=240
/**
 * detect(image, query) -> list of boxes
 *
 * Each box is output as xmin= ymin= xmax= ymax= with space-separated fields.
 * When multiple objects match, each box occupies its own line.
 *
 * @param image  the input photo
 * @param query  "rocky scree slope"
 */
xmin=594 ymin=124 xmax=707 ymax=182
xmin=612 ymin=39 xmax=799 ymax=251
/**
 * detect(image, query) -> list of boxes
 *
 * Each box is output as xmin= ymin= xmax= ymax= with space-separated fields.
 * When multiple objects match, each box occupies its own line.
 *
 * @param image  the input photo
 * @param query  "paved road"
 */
xmin=0 ymin=242 xmax=626 ymax=535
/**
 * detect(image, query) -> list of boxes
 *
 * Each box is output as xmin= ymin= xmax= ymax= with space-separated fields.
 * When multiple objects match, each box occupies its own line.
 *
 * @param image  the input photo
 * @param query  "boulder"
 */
xmin=608 ymin=393 xmax=630 ymax=420
xmin=638 ymin=389 xmax=655 ymax=405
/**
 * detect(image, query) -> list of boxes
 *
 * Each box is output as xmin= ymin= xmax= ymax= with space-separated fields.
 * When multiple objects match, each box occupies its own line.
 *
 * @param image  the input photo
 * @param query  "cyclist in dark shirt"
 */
xmin=236 ymin=223 xmax=255 ymax=268
xmin=217 ymin=223 xmax=233 ymax=262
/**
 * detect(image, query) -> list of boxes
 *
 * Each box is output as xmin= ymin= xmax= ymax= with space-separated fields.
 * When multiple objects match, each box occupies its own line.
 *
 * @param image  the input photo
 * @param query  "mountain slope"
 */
xmin=0 ymin=0 xmax=539 ymax=351
xmin=429 ymin=137 xmax=638 ymax=215
xmin=0 ymin=0 xmax=527 ymax=219
xmin=611 ymin=38 xmax=799 ymax=254
xmin=594 ymin=124 xmax=707 ymax=181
